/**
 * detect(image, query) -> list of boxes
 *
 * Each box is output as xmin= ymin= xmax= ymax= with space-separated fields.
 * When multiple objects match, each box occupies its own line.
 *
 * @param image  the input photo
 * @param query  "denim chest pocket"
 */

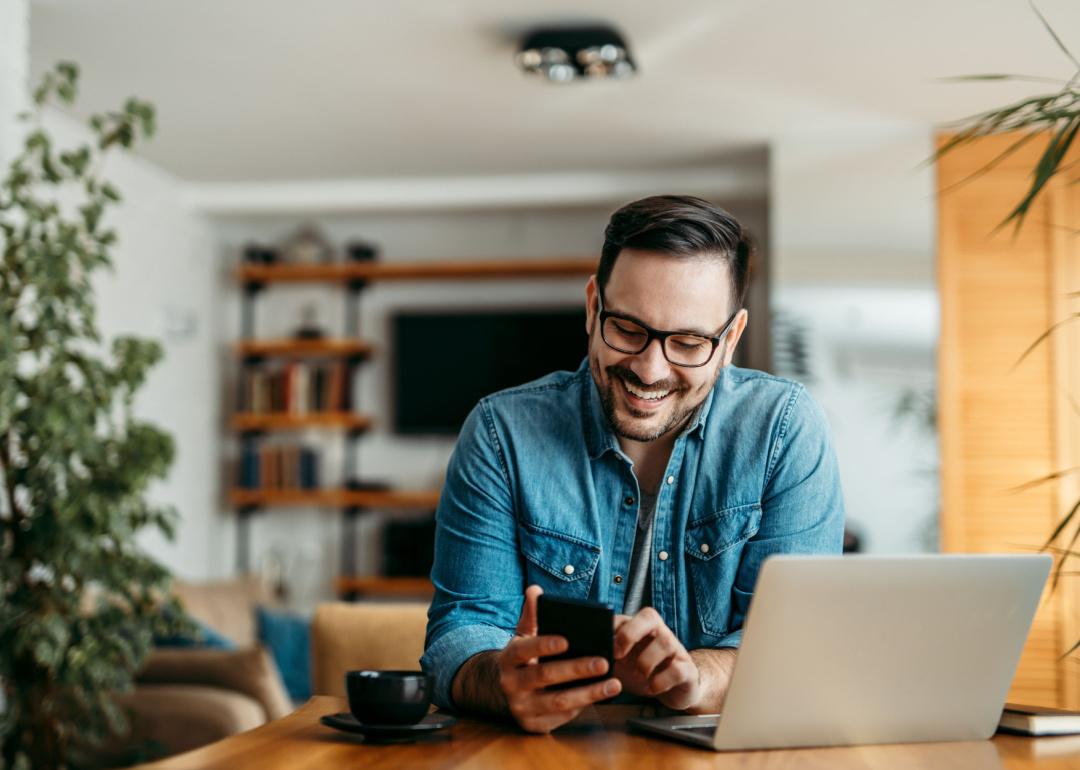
xmin=685 ymin=502 xmax=762 ymax=638
xmin=519 ymin=522 xmax=601 ymax=600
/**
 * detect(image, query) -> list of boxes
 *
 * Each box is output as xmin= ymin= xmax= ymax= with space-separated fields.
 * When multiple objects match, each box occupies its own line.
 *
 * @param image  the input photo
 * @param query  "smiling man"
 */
xmin=421 ymin=195 xmax=845 ymax=733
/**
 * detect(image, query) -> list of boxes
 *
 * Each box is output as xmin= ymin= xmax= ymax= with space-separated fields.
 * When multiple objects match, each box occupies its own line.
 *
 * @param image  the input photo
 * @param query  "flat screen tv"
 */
xmin=393 ymin=307 xmax=588 ymax=434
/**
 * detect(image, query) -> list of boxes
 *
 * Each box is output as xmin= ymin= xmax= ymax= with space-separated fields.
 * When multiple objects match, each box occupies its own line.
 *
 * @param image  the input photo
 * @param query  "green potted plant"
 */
xmin=0 ymin=62 xmax=189 ymax=769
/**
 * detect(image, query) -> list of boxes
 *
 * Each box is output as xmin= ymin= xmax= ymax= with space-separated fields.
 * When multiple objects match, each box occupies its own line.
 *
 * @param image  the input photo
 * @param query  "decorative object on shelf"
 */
xmin=260 ymin=546 xmax=289 ymax=602
xmin=516 ymin=25 xmax=636 ymax=83
xmin=243 ymin=242 xmax=278 ymax=264
xmin=281 ymin=224 xmax=334 ymax=265
xmin=0 ymin=61 xmax=191 ymax=770
xmin=294 ymin=303 xmax=326 ymax=340
xmin=346 ymin=240 xmax=379 ymax=262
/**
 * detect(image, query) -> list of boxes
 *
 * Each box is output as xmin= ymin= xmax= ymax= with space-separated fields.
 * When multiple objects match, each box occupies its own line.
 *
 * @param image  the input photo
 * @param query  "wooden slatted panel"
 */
xmin=938 ymin=132 xmax=1075 ymax=707
xmin=1051 ymin=160 xmax=1080 ymax=709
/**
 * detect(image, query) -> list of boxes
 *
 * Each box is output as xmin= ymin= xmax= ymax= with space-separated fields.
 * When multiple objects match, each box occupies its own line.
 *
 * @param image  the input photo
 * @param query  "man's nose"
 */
xmin=630 ymin=338 xmax=672 ymax=386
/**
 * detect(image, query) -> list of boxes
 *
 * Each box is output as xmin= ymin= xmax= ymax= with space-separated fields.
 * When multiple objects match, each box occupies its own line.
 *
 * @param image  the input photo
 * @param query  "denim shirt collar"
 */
xmin=580 ymin=358 xmax=717 ymax=460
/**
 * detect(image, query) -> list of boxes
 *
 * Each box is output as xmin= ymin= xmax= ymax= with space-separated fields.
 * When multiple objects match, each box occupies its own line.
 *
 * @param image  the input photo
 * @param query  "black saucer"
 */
xmin=320 ymin=712 xmax=456 ymax=743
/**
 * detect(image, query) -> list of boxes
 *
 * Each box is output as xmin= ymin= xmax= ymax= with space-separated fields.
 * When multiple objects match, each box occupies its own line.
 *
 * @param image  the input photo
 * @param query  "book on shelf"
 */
xmin=238 ymin=444 xmax=320 ymax=491
xmin=239 ymin=361 xmax=351 ymax=414
xmin=999 ymin=703 xmax=1080 ymax=736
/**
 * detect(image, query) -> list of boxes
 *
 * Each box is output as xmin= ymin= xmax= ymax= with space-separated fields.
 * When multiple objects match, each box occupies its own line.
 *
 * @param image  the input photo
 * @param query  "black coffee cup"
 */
xmin=345 ymin=670 xmax=431 ymax=725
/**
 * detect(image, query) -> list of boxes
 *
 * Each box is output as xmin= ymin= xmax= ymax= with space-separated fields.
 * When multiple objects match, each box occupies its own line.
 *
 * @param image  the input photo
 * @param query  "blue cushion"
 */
xmin=256 ymin=605 xmax=311 ymax=703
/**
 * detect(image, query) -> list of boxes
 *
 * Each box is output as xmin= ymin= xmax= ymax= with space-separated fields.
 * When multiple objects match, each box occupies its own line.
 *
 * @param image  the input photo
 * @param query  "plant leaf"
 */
xmin=1029 ymin=0 xmax=1080 ymax=72
xmin=1060 ymin=636 xmax=1080 ymax=660
xmin=1009 ymin=465 xmax=1080 ymax=493
xmin=1047 ymin=497 xmax=1080 ymax=590
xmin=995 ymin=115 xmax=1080 ymax=234
xmin=1011 ymin=313 xmax=1080 ymax=371
xmin=938 ymin=73 xmax=1073 ymax=85
xmin=939 ymin=131 xmax=1041 ymax=195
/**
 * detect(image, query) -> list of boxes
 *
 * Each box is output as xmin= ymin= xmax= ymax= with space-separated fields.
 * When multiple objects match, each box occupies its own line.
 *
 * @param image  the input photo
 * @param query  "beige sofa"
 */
xmin=102 ymin=585 xmax=432 ymax=765
xmin=101 ymin=577 xmax=292 ymax=764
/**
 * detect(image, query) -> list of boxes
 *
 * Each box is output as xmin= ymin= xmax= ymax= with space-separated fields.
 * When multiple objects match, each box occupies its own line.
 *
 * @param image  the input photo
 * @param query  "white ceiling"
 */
xmin=28 ymin=0 xmax=1080 ymax=183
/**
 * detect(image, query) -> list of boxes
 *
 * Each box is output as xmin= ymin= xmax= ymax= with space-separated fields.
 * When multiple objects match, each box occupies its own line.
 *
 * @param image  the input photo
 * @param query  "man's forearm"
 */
xmin=450 ymin=650 xmax=510 ymax=717
xmin=686 ymin=648 xmax=738 ymax=714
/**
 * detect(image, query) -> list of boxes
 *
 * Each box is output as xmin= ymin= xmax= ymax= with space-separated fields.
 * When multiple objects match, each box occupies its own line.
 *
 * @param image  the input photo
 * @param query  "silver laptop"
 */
xmin=628 ymin=554 xmax=1050 ymax=751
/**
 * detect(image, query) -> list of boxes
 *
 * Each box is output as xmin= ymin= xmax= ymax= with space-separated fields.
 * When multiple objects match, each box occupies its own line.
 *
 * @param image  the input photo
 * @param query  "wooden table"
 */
xmin=136 ymin=696 xmax=1080 ymax=770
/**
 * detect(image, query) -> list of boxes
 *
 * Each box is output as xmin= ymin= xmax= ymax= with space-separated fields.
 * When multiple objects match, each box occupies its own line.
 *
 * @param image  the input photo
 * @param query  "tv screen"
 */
xmin=393 ymin=307 xmax=588 ymax=434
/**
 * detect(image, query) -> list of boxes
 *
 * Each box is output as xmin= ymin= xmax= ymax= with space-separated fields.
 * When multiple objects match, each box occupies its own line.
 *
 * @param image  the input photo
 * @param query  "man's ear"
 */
xmin=721 ymin=309 xmax=749 ymax=367
xmin=584 ymin=276 xmax=599 ymax=333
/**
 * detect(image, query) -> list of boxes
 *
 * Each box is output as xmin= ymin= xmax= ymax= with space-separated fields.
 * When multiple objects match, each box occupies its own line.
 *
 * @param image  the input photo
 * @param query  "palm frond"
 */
xmin=1008 ymin=465 xmax=1080 ymax=493
xmin=1010 ymin=313 xmax=1080 ymax=372
xmin=1044 ymin=496 xmax=1080 ymax=551
xmin=1048 ymin=499 xmax=1080 ymax=590
xmin=993 ymin=115 xmax=1080 ymax=235
xmin=1060 ymin=637 xmax=1080 ymax=660
xmin=938 ymin=131 xmax=1040 ymax=195
xmin=1029 ymin=0 xmax=1080 ymax=72
xmin=938 ymin=74 xmax=1074 ymax=85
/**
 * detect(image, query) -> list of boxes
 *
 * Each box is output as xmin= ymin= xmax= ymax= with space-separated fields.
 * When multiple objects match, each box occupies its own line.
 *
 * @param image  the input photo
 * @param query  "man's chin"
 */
xmin=612 ymin=408 xmax=675 ymax=443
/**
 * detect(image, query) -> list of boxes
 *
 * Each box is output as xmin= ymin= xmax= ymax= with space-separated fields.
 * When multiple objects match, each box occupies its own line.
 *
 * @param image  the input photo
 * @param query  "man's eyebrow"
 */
xmin=605 ymin=305 xmax=718 ymax=338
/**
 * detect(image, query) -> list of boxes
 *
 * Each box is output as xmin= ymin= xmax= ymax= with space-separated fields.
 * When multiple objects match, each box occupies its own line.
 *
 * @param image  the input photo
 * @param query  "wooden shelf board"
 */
xmin=235 ymin=339 xmax=374 ymax=358
xmin=237 ymin=257 xmax=597 ymax=284
xmin=335 ymin=576 xmax=434 ymax=597
xmin=232 ymin=412 xmax=372 ymax=432
xmin=230 ymin=488 xmax=442 ymax=509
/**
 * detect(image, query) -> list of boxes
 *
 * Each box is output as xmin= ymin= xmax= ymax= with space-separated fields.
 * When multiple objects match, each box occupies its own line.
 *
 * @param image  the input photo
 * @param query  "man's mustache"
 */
xmin=605 ymin=364 xmax=684 ymax=394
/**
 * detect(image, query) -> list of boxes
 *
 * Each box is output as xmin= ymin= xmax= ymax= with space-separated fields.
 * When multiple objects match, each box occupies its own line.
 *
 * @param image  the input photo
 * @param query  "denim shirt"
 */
xmin=421 ymin=360 xmax=845 ymax=710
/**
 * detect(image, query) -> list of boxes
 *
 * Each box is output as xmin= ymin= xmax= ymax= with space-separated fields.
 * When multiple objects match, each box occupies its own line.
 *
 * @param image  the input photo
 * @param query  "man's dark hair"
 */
xmin=598 ymin=195 xmax=753 ymax=308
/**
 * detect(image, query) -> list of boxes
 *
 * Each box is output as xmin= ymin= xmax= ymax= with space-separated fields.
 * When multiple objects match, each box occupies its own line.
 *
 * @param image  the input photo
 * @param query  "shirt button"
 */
xmin=613 ymin=575 xmax=623 ymax=584
xmin=666 ymin=475 xmax=675 ymax=485
xmin=624 ymin=495 xmax=635 ymax=506
xmin=563 ymin=564 xmax=575 ymax=575
xmin=658 ymin=551 xmax=669 ymax=561
xmin=699 ymin=543 xmax=710 ymax=554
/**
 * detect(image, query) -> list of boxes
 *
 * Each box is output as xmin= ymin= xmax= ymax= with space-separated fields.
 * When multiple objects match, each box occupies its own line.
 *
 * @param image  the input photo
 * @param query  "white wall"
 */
xmin=41 ymin=108 xmax=219 ymax=581
xmin=771 ymin=126 xmax=939 ymax=553
xmin=4 ymin=12 xmax=221 ymax=583
xmin=0 ymin=0 xmax=29 ymax=169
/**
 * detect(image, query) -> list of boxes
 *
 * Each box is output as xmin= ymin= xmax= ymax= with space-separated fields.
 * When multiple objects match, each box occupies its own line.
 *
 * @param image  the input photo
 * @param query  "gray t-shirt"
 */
xmin=622 ymin=487 xmax=658 ymax=615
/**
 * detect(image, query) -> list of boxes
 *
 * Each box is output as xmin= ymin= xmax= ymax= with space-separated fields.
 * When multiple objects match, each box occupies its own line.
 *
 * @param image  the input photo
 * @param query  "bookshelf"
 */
xmin=231 ymin=412 xmax=372 ymax=432
xmin=229 ymin=488 xmax=443 ymax=509
xmin=236 ymin=257 xmax=597 ymax=284
xmin=235 ymin=338 xmax=374 ymax=359
xmin=231 ymin=254 xmax=597 ymax=597
xmin=335 ymin=575 xmax=435 ymax=600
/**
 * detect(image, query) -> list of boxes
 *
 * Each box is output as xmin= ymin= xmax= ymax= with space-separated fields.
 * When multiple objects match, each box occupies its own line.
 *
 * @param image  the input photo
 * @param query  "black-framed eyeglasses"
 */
xmin=596 ymin=295 xmax=740 ymax=368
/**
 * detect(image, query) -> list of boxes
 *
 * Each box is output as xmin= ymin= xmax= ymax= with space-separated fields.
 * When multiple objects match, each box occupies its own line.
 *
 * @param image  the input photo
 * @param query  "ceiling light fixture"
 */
xmin=515 ymin=25 xmax=636 ymax=83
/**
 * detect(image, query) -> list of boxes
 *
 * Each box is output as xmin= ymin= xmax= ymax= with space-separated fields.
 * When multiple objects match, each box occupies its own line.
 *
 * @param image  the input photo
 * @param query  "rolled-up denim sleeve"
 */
xmin=421 ymin=400 xmax=523 ymax=710
xmin=725 ymin=384 xmax=845 ymax=640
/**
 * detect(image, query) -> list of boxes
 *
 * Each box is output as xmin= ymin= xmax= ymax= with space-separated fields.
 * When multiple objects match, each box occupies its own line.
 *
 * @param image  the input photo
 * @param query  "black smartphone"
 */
xmin=536 ymin=594 xmax=614 ymax=690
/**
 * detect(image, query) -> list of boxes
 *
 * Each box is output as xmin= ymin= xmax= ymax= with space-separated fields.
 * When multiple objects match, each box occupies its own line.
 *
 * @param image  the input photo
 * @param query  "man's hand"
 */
xmin=453 ymin=585 xmax=622 ymax=733
xmin=613 ymin=607 xmax=703 ymax=711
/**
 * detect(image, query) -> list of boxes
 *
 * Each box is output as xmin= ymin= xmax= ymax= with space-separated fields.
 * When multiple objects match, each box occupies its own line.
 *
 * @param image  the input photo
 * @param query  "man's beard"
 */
xmin=589 ymin=352 xmax=720 ymax=443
